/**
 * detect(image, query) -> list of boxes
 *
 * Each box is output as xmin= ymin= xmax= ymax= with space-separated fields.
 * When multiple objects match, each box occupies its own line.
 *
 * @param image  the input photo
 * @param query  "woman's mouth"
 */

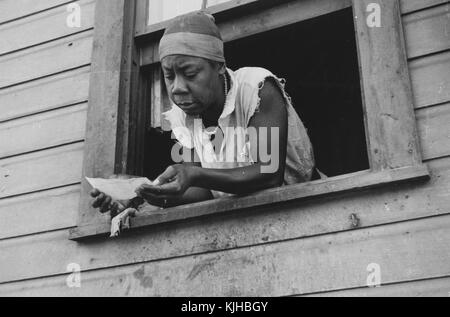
xmin=177 ymin=102 xmax=195 ymax=109
xmin=178 ymin=102 xmax=193 ymax=106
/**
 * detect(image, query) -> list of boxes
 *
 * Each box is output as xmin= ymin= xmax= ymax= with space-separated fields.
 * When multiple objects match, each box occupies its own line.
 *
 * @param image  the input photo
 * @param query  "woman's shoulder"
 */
xmin=233 ymin=67 xmax=275 ymax=88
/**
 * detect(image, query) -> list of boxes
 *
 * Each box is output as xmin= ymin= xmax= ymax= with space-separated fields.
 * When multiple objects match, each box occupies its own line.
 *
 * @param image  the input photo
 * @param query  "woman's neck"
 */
xmin=202 ymin=71 xmax=229 ymax=128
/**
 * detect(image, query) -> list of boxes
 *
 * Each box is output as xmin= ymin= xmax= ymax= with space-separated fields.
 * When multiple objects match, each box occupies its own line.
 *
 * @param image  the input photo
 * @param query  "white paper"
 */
xmin=86 ymin=177 xmax=154 ymax=200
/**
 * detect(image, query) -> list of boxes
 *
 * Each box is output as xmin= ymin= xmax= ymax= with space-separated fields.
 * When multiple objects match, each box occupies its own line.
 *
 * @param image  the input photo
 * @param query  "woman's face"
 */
xmin=161 ymin=55 xmax=224 ymax=116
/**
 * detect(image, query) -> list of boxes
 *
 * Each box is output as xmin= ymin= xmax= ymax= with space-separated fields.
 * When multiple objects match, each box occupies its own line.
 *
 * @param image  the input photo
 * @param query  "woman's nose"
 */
xmin=172 ymin=76 xmax=188 ymax=94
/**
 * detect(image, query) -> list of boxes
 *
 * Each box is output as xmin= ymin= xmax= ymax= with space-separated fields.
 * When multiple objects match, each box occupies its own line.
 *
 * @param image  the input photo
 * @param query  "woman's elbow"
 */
xmin=260 ymin=160 xmax=285 ymax=189
xmin=268 ymin=171 xmax=284 ymax=188
xmin=258 ymin=169 xmax=284 ymax=191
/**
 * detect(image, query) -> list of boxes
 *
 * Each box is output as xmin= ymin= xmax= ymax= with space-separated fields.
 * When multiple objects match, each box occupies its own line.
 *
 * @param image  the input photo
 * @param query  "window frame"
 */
xmin=70 ymin=0 xmax=429 ymax=241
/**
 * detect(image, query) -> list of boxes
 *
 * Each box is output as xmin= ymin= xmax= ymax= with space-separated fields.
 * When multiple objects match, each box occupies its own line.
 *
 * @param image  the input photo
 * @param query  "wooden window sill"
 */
xmin=69 ymin=165 xmax=429 ymax=241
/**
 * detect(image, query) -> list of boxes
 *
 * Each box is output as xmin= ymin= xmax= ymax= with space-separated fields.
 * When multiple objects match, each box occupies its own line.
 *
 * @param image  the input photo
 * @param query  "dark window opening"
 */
xmin=226 ymin=8 xmax=369 ymax=177
xmin=143 ymin=7 xmax=369 ymax=181
xmin=143 ymin=126 xmax=177 ymax=180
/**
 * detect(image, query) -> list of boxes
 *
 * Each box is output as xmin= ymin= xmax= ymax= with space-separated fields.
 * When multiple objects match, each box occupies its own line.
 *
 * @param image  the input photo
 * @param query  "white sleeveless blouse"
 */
xmin=163 ymin=67 xmax=315 ymax=198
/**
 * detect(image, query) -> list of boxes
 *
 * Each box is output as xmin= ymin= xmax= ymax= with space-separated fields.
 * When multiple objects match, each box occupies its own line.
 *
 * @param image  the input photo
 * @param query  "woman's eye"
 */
xmin=185 ymin=72 xmax=197 ymax=79
xmin=164 ymin=73 xmax=174 ymax=80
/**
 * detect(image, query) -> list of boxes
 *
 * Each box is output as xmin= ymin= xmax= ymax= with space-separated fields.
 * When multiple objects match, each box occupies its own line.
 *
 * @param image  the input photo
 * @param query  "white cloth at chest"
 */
xmin=163 ymin=67 xmax=315 ymax=198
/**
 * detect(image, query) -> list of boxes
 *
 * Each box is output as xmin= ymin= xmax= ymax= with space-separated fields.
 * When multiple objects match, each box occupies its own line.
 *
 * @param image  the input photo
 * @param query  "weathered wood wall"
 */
xmin=0 ymin=0 xmax=449 ymax=296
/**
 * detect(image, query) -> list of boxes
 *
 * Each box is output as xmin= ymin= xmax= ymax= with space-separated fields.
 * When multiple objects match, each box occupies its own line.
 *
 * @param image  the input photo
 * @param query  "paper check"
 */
xmin=86 ymin=177 xmax=155 ymax=200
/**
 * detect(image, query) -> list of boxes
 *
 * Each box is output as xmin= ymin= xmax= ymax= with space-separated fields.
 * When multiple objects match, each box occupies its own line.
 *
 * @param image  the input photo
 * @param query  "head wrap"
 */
xmin=159 ymin=11 xmax=225 ymax=63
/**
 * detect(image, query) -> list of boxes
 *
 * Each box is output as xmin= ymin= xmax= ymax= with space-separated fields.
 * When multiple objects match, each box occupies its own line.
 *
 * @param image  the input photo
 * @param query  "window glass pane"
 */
xmin=207 ymin=0 xmax=231 ymax=6
xmin=147 ymin=0 xmax=232 ymax=25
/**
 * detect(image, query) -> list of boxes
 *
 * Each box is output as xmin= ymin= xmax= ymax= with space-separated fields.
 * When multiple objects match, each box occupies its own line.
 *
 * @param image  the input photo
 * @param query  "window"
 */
xmin=225 ymin=8 xmax=369 ymax=177
xmin=147 ymin=0 xmax=231 ymax=25
xmin=70 ymin=0 xmax=429 ymax=240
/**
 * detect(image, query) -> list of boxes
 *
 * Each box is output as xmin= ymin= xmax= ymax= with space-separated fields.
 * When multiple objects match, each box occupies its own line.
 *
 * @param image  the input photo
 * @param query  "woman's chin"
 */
xmin=183 ymin=109 xmax=197 ymax=115
xmin=182 ymin=106 xmax=203 ymax=116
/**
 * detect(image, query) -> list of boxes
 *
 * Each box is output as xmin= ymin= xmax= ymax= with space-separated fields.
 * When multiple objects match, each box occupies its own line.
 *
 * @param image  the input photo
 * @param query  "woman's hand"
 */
xmin=90 ymin=189 xmax=128 ymax=217
xmin=135 ymin=164 xmax=196 ymax=207
xmin=90 ymin=174 xmax=134 ymax=216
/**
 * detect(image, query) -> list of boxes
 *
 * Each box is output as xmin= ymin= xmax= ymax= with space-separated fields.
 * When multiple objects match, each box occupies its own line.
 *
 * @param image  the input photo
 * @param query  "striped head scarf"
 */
xmin=159 ymin=11 xmax=225 ymax=63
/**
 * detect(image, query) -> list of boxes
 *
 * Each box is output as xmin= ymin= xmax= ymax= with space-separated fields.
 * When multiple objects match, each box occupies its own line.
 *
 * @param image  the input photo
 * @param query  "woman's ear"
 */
xmin=218 ymin=62 xmax=226 ymax=75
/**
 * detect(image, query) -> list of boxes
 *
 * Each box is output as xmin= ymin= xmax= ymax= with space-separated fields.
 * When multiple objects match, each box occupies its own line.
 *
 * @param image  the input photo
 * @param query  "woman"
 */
xmin=91 ymin=11 xmax=315 ymax=214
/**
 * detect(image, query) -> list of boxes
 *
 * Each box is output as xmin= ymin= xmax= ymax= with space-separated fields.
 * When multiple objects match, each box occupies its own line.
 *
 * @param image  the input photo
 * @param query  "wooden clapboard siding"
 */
xmin=403 ymin=3 xmax=450 ymax=59
xmin=0 ymin=0 xmax=74 ymax=24
xmin=0 ymin=31 xmax=93 ymax=88
xmin=1 ymin=213 xmax=449 ymax=296
xmin=417 ymin=103 xmax=450 ymax=160
xmin=0 ymin=185 xmax=80 ymax=240
xmin=0 ymin=103 xmax=87 ymax=159
xmin=409 ymin=50 xmax=450 ymax=108
xmin=0 ymin=142 xmax=84 ymax=199
xmin=0 ymin=66 xmax=90 ymax=123
xmin=301 ymin=276 xmax=450 ymax=296
xmin=0 ymin=1 xmax=94 ymax=243
xmin=0 ymin=0 xmax=95 ymax=55
xmin=0 ymin=154 xmax=448 ymax=284
xmin=403 ymin=3 xmax=450 ymax=110
xmin=400 ymin=0 xmax=449 ymax=14
xmin=0 ymin=0 xmax=449 ymax=297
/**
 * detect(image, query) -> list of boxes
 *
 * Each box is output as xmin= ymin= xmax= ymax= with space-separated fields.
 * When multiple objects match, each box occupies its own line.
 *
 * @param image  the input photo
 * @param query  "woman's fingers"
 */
xmin=91 ymin=192 xmax=113 ymax=213
xmin=90 ymin=189 xmax=120 ymax=214
xmin=136 ymin=182 xmax=180 ymax=196
xmin=100 ymin=196 xmax=112 ymax=213
xmin=154 ymin=183 xmax=182 ymax=195
xmin=135 ymin=184 xmax=159 ymax=197
xmin=92 ymin=192 xmax=106 ymax=208
xmin=110 ymin=201 xmax=118 ymax=212
xmin=136 ymin=187 xmax=168 ymax=200
xmin=90 ymin=188 xmax=101 ymax=198
xmin=157 ymin=166 xmax=178 ymax=185
xmin=110 ymin=202 xmax=120 ymax=218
